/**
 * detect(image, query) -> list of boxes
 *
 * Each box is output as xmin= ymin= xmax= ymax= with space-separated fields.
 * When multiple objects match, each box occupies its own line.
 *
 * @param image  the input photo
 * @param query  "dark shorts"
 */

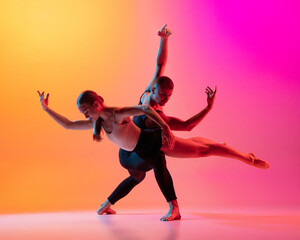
xmin=133 ymin=128 xmax=162 ymax=155
xmin=118 ymin=128 xmax=163 ymax=172
xmin=119 ymin=150 xmax=153 ymax=172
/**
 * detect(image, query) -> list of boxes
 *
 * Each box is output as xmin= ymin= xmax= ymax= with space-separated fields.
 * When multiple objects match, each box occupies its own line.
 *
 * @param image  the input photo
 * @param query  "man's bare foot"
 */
xmin=160 ymin=208 xmax=181 ymax=221
xmin=160 ymin=199 xmax=181 ymax=221
xmin=97 ymin=199 xmax=116 ymax=215
xmin=247 ymin=153 xmax=270 ymax=169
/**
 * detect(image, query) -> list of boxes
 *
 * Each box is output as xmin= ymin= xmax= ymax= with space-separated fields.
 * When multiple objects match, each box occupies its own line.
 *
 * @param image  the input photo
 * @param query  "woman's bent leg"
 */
xmin=107 ymin=170 xmax=146 ymax=204
xmin=97 ymin=170 xmax=145 ymax=215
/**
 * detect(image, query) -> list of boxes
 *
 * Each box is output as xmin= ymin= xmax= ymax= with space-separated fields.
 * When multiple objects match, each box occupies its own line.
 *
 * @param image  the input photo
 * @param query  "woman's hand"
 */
xmin=158 ymin=24 xmax=172 ymax=38
xmin=37 ymin=90 xmax=49 ymax=111
xmin=205 ymin=86 xmax=217 ymax=109
xmin=161 ymin=125 xmax=175 ymax=150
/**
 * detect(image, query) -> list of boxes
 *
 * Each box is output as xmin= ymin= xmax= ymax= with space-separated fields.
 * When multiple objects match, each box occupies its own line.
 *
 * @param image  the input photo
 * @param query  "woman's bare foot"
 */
xmin=97 ymin=199 xmax=116 ymax=215
xmin=160 ymin=199 xmax=181 ymax=221
xmin=247 ymin=153 xmax=270 ymax=169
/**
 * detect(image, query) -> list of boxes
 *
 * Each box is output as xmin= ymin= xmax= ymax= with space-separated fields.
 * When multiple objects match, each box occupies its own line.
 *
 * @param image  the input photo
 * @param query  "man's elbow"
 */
xmin=184 ymin=123 xmax=195 ymax=131
xmin=172 ymin=123 xmax=194 ymax=131
xmin=185 ymin=126 xmax=194 ymax=131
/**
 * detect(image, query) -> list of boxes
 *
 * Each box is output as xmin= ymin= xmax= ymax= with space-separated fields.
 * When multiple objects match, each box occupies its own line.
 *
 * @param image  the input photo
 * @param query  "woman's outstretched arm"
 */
xmin=37 ymin=91 xmax=93 ymax=130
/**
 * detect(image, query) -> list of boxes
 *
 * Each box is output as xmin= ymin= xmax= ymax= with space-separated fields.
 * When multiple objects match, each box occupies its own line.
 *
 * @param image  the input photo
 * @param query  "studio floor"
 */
xmin=1 ymin=207 xmax=300 ymax=240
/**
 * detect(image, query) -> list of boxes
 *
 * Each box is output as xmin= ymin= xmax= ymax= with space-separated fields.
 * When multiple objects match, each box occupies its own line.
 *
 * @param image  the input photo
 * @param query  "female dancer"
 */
xmin=37 ymin=90 xmax=269 ymax=214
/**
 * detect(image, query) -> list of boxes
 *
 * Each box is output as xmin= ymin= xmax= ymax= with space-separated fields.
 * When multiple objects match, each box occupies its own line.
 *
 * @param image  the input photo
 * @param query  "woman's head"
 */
xmin=77 ymin=90 xmax=104 ymax=121
xmin=77 ymin=90 xmax=105 ymax=142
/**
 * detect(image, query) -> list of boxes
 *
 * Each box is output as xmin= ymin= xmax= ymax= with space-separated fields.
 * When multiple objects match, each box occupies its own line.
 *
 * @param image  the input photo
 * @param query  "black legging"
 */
xmin=107 ymin=111 xmax=177 ymax=205
xmin=108 ymin=150 xmax=177 ymax=204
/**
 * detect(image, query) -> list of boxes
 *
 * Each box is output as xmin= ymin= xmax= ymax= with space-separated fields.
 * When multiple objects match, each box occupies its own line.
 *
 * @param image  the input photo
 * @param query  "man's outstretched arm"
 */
xmin=162 ymin=86 xmax=217 ymax=131
xmin=144 ymin=24 xmax=172 ymax=93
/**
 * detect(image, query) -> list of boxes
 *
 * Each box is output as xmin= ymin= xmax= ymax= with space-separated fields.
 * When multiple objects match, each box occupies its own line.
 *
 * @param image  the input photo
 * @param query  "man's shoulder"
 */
xmin=140 ymin=91 xmax=164 ymax=112
xmin=140 ymin=91 xmax=150 ymax=105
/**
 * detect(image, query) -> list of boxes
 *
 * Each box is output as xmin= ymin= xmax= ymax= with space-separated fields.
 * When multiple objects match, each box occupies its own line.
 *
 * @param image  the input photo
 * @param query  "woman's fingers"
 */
xmin=162 ymin=128 xmax=175 ymax=150
xmin=37 ymin=90 xmax=44 ymax=98
xmin=167 ymin=131 xmax=175 ymax=150
xmin=37 ymin=90 xmax=50 ymax=105
xmin=170 ymin=135 xmax=175 ymax=150
xmin=165 ymin=136 xmax=173 ymax=150
xmin=40 ymin=91 xmax=44 ymax=100
xmin=37 ymin=91 xmax=49 ymax=99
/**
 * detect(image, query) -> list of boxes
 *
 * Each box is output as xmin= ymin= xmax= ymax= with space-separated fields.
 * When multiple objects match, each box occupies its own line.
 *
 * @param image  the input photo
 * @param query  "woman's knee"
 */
xmin=129 ymin=170 xmax=146 ymax=183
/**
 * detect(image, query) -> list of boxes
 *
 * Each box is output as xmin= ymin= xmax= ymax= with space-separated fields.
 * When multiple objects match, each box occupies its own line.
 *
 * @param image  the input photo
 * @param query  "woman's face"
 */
xmin=78 ymin=102 xmax=100 ymax=121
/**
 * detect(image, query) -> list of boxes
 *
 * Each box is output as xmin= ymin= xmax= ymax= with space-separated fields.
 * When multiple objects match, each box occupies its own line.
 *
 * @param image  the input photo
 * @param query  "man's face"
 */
xmin=152 ymin=85 xmax=173 ymax=106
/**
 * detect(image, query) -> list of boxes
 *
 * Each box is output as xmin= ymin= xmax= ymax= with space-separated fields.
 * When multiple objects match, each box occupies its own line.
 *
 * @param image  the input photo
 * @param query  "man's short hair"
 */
xmin=155 ymin=76 xmax=174 ymax=90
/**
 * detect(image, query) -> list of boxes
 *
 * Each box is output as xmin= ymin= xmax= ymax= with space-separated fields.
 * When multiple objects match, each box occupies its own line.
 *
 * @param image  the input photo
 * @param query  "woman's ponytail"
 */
xmin=93 ymin=117 xmax=103 ymax=141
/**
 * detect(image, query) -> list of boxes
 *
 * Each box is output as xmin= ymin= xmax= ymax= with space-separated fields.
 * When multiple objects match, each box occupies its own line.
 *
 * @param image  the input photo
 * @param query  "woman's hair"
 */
xmin=77 ymin=90 xmax=104 ymax=142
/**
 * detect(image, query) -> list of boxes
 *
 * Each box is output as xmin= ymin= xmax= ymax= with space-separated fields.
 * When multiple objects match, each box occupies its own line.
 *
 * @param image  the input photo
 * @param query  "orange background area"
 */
xmin=0 ymin=0 xmax=299 ymax=214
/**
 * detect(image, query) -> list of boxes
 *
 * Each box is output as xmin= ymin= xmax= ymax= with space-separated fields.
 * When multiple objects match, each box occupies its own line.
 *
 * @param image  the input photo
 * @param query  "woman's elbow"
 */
xmin=64 ymin=123 xmax=72 ymax=130
xmin=64 ymin=121 xmax=79 ymax=130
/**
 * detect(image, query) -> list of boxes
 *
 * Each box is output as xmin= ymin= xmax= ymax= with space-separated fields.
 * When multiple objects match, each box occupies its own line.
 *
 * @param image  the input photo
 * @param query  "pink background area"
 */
xmin=0 ymin=0 xmax=299 ymax=213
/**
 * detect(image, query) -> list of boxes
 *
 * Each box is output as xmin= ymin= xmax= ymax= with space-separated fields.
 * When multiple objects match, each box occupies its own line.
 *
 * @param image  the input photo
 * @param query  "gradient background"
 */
xmin=0 ymin=0 xmax=299 ymax=214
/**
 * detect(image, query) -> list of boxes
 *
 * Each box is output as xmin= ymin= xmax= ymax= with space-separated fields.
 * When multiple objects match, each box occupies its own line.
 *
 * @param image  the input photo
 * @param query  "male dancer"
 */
xmin=97 ymin=25 xmax=216 ymax=221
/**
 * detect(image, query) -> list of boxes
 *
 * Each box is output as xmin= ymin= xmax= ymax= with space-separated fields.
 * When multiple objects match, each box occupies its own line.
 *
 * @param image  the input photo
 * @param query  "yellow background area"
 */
xmin=1 ymin=0 xmax=149 ymax=213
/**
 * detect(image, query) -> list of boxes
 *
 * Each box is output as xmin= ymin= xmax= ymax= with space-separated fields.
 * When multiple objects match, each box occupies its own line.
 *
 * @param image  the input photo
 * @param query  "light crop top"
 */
xmin=105 ymin=110 xmax=141 ymax=151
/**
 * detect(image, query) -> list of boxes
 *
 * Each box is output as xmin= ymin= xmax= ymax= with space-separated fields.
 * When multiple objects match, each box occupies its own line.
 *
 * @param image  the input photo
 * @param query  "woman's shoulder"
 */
xmin=113 ymin=108 xmax=131 ymax=124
